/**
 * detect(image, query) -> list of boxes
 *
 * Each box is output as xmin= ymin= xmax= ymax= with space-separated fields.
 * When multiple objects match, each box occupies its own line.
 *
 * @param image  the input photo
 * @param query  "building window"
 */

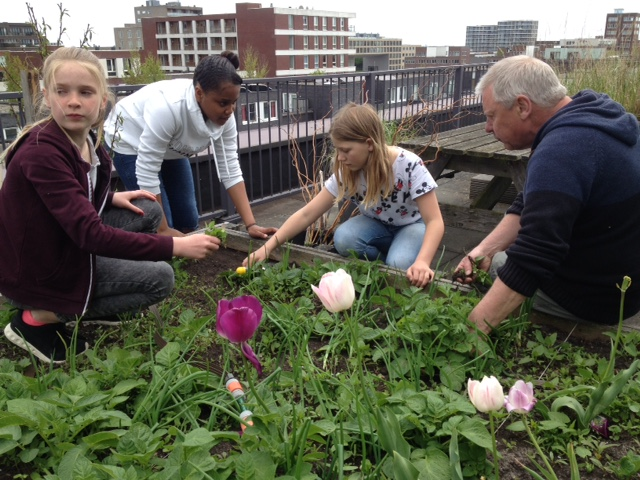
xmin=105 ymin=58 xmax=117 ymax=77
xmin=241 ymin=100 xmax=278 ymax=124
xmin=314 ymin=36 xmax=319 ymax=49
xmin=340 ymin=18 xmax=344 ymax=30
xmin=332 ymin=36 xmax=337 ymax=48
xmin=303 ymin=36 xmax=308 ymax=49
xmin=322 ymin=17 xmax=327 ymax=30
xmin=332 ymin=17 xmax=337 ymax=30
xmin=3 ymin=126 xmax=20 ymax=143
xmin=323 ymin=36 xmax=327 ymax=49
xmin=340 ymin=37 xmax=344 ymax=48
xmin=388 ymin=86 xmax=407 ymax=104
xmin=290 ymin=56 xmax=295 ymax=69
xmin=314 ymin=55 xmax=319 ymax=68
xmin=340 ymin=54 xmax=345 ymax=67
xmin=302 ymin=15 xmax=308 ymax=29
xmin=313 ymin=16 xmax=318 ymax=30
xmin=282 ymin=93 xmax=307 ymax=114
xmin=289 ymin=35 xmax=295 ymax=49
xmin=288 ymin=14 xmax=294 ymax=29
xmin=303 ymin=55 xmax=309 ymax=69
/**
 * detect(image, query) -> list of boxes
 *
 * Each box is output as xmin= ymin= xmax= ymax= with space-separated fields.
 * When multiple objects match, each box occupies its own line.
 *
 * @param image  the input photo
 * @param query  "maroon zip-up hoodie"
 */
xmin=0 ymin=120 xmax=173 ymax=315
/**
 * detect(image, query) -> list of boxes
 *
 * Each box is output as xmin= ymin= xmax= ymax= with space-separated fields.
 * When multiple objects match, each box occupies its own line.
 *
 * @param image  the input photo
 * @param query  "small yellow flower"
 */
xmin=236 ymin=266 xmax=247 ymax=275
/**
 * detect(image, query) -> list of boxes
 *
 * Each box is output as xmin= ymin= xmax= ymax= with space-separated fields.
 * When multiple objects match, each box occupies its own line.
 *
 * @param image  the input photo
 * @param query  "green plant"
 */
xmin=204 ymin=221 xmax=228 ymax=246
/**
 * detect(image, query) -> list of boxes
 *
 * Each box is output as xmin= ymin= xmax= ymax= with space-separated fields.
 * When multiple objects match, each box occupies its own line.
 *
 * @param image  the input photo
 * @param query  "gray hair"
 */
xmin=475 ymin=55 xmax=567 ymax=108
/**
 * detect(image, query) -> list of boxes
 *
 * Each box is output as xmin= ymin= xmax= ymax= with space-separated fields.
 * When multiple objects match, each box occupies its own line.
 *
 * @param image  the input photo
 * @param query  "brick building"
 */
xmin=139 ymin=2 xmax=356 ymax=77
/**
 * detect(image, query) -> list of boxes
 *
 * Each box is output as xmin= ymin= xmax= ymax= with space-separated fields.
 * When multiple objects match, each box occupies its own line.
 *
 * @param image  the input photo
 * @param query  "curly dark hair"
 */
xmin=193 ymin=50 xmax=243 ymax=93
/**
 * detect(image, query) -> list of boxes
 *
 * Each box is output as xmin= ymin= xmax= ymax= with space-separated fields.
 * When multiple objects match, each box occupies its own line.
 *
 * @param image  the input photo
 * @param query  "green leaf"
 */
xmin=182 ymin=428 xmax=215 ymax=447
xmin=392 ymin=451 xmax=420 ymax=480
xmin=375 ymin=407 xmax=411 ymax=459
xmin=439 ymin=363 xmax=465 ymax=391
xmin=155 ymin=341 xmax=182 ymax=367
xmin=457 ymin=418 xmax=493 ymax=450
xmin=414 ymin=447 xmax=451 ymax=479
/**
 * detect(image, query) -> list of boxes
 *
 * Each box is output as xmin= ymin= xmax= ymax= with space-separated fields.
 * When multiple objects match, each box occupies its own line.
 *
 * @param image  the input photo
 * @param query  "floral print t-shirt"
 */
xmin=325 ymin=148 xmax=437 ymax=227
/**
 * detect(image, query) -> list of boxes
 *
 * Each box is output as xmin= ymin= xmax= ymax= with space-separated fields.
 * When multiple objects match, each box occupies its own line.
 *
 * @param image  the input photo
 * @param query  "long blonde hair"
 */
xmin=330 ymin=102 xmax=393 ymax=208
xmin=1 ymin=47 xmax=114 ymax=162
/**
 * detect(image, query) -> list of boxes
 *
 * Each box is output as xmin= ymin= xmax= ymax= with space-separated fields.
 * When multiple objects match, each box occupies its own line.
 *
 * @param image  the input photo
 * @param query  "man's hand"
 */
xmin=453 ymin=254 xmax=491 ymax=284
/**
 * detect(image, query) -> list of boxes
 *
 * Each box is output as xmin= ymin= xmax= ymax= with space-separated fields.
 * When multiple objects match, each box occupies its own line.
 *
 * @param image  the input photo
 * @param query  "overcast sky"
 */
xmin=6 ymin=0 xmax=638 ymax=47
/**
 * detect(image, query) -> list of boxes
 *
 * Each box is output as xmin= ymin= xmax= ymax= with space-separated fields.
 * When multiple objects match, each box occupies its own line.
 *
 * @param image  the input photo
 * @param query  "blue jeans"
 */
xmin=333 ymin=215 xmax=426 ymax=270
xmin=5 ymin=199 xmax=175 ymax=321
xmin=111 ymin=151 xmax=199 ymax=232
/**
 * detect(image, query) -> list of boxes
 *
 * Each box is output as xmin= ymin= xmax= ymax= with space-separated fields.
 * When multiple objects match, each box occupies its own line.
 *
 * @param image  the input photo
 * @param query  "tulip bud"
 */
xmin=505 ymin=380 xmax=537 ymax=414
xmin=468 ymin=376 xmax=505 ymax=413
xmin=311 ymin=268 xmax=355 ymax=313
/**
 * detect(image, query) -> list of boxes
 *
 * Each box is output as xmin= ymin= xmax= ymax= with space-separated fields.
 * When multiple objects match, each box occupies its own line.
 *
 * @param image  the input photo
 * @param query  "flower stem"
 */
xmin=489 ymin=411 xmax=500 ymax=480
xmin=522 ymin=415 xmax=558 ymax=480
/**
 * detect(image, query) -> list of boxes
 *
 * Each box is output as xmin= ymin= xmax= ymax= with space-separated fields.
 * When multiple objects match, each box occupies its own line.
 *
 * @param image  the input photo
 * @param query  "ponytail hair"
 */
xmin=193 ymin=51 xmax=243 ymax=93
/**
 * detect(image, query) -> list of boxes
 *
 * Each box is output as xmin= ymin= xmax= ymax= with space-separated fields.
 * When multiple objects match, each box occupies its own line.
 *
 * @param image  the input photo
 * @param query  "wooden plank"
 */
xmin=200 ymin=224 xmax=471 ymax=294
xmin=470 ymin=176 xmax=514 ymax=209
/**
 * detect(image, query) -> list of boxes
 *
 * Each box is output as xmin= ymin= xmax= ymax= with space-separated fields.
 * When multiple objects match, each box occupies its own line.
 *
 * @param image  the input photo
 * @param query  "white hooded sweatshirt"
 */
xmin=104 ymin=79 xmax=242 ymax=195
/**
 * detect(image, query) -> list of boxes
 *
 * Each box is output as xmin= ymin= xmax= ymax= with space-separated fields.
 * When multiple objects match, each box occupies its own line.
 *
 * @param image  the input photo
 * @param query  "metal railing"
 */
xmin=0 ymin=62 xmax=491 ymax=223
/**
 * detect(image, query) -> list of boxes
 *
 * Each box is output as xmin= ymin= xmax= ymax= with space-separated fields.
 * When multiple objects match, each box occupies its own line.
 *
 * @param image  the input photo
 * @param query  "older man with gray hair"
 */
xmin=454 ymin=55 xmax=640 ymax=334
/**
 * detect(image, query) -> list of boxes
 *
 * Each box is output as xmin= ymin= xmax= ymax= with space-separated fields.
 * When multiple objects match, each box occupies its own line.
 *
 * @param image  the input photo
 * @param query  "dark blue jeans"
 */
xmin=111 ymin=151 xmax=199 ymax=232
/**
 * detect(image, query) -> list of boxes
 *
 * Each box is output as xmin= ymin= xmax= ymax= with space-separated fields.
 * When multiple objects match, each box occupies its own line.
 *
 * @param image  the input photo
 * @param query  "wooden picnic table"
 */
xmin=400 ymin=122 xmax=530 ymax=210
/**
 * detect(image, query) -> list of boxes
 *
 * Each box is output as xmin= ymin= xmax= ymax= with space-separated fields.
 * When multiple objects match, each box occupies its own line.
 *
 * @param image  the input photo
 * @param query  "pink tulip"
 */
xmin=216 ymin=295 xmax=263 ymax=375
xmin=467 ymin=376 xmax=505 ymax=413
xmin=311 ymin=268 xmax=355 ymax=313
xmin=505 ymin=380 xmax=537 ymax=414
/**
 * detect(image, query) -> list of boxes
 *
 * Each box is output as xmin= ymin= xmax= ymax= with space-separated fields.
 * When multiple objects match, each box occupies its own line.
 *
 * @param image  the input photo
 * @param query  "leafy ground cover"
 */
xmin=1 ymin=246 xmax=639 ymax=479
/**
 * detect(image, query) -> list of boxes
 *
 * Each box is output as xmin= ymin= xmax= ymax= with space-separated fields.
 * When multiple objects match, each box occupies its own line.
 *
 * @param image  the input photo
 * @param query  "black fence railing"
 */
xmin=0 ymin=63 xmax=491 ymax=223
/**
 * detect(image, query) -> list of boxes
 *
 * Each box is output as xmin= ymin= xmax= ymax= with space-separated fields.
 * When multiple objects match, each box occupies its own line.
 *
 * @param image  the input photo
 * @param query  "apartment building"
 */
xmin=114 ymin=1 xmax=203 ymax=51
xmin=466 ymin=21 xmax=538 ymax=54
xmin=0 ymin=23 xmax=40 ymax=49
xmin=349 ymin=33 xmax=402 ymax=71
xmin=604 ymin=9 xmax=640 ymax=55
xmin=138 ymin=2 xmax=356 ymax=77
xmin=404 ymin=46 xmax=471 ymax=68
xmin=465 ymin=25 xmax=497 ymax=53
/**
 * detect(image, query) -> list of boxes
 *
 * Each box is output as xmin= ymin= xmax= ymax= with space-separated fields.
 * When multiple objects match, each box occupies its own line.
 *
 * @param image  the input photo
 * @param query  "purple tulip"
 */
xmin=590 ymin=416 xmax=610 ymax=439
xmin=467 ymin=376 xmax=505 ymax=413
xmin=505 ymin=380 xmax=537 ymax=414
xmin=311 ymin=268 xmax=355 ymax=313
xmin=216 ymin=295 xmax=263 ymax=376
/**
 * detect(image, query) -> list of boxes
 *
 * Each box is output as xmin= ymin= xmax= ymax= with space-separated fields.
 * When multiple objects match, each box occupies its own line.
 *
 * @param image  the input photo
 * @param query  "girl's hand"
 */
xmin=243 ymin=244 xmax=269 ymax=267
xmin=112 ymin=190 xmax=157 ymax=215
xmin=247 ymin=224 xmax=278 ymax=239
xmin=406 ymin=260 xmax=435 ymax=288
xmin=172 ymin=234 xmax=220 ymax=259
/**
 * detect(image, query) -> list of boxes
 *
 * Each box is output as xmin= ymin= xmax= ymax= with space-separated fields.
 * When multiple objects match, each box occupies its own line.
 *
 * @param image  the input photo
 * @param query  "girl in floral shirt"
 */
xmin=246 ymin=102 xmax=444 ymax=288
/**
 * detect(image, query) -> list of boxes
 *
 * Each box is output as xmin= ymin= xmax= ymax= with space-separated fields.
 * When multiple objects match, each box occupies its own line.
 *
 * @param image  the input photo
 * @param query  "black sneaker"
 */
xmin=3 ymin=310 xmax=89 ymax=364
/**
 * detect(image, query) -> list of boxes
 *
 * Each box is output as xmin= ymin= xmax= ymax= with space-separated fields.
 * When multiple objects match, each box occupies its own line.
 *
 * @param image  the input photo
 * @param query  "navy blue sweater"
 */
xmin=499 ymin=90 xmax=640 ymax=324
